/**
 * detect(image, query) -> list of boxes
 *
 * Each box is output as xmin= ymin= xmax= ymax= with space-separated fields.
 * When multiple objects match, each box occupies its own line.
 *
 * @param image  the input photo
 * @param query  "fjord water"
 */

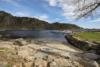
xmin=1 ymin=30 xmax=67 ymax=42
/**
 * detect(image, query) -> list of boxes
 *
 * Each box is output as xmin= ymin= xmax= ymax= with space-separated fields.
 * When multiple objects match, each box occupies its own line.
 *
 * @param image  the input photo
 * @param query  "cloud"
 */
xmin=34 ymin=14 xmax=49 ymax=21
xmin=48 ymin=0 xmax=57 ymax=6
xmin=47 ymin=0 xmax=77 ymax=19
xmin=47 ymin=0 xmax=99 ymax=19
xmin=60 ymin=0 xmax=80 ymax=19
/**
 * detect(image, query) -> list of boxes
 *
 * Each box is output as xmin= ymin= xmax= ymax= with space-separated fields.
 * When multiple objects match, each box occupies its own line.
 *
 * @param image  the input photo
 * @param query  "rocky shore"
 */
xmin=65 ymin=34 xmax=100 ymax=66
xmin=0 ymin=38 xmax=99 ymax=67
xmin=65 ymin=34 xmax=100 ymax=53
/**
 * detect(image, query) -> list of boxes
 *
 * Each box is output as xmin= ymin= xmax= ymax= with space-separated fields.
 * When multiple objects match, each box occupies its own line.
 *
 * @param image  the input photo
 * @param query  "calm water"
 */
xmin=0 ymin=30 xmax=67 ymax=42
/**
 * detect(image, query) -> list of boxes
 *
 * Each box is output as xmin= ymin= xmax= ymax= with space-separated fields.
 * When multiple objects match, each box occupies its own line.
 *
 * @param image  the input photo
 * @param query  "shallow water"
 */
xmin=0 ymin=30 xmax=67 ymax=42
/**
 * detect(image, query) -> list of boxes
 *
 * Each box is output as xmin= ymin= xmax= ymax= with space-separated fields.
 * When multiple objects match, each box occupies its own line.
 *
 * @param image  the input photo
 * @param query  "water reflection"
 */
xmin=0 ymin=30 xmax=67 ymax=42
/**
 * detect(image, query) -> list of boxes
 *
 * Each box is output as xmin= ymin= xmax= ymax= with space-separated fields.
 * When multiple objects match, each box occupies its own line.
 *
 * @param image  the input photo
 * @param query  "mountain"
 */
xmin=0 ymin=11 xmax=81 ymax=30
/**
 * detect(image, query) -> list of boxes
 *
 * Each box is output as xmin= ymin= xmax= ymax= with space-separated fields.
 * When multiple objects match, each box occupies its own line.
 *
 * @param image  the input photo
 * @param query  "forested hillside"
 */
xmin=0 ymin=11 xmax=81 ymax=30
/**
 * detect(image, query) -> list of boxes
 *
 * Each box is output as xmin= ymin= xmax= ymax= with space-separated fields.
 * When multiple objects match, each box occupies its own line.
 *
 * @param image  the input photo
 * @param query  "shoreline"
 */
xmin=0 ymin=37 xmax=99 ymax=67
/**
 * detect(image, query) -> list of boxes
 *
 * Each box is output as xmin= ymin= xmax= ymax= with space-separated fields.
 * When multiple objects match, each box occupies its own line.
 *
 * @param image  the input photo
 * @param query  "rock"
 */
xmin=83 ymin=53 xmax=99 ymax=60
xmin=12 ymin=63 xmax=23 ymax=67
xmin=65 ymin=34 xmax=100 ymax=54
xmin=48 ymin=60 xmax=57 ymax=67
xmin=17 ymin=46 xmax=35 ymax=61
xmin=0 ymin=38 xmax=99 ymax=67
xmin=92 ymin=45 xmax=100 ymax=55
xmin=32 ymin=58 xmax=48 ymax=67
xmin=0 ymin=35 xmax=2 ymax=38
xmin=0 ymin=62 xmax=8 ymax=67
xmin=65 ymin=35 xmax=91 ymax=50
xmin=13 ymin=38 xmax=28 ymax=46
xmin=22 ymin=62 xmax=33 ymax=67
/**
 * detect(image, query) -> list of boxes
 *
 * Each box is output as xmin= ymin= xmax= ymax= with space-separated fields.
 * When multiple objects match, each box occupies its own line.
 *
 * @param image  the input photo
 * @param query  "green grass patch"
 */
xmin=73 ymin=32 xmax=100 ymax=43
xmin=0 ymin=48 xmax=8 ymax=52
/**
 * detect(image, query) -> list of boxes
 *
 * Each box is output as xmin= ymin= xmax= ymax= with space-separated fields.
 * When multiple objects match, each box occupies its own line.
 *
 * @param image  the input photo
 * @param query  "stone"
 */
xmin=83 ymin=53 xmax=99 ymax=60
xmin=0 ymin=38 xmax=99 ymax=67
xmin=13 ymin=38 xmax=28 ymax=46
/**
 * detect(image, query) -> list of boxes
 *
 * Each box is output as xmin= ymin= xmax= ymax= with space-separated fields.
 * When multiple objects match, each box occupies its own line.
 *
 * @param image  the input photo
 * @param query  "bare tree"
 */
xmin=73 ymin=0 xmax=100 ymax=19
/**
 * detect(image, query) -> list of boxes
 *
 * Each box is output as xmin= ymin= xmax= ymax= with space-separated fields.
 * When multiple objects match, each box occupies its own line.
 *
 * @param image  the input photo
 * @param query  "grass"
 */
xmin=73 ymin=32 xmax=100 ymax=43
xmin=0 ymin=48 xmax=8 ymax=52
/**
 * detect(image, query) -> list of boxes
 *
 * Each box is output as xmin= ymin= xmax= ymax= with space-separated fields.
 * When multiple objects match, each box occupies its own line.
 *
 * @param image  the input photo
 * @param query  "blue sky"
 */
xmin=0 ymin=0 xmax=100 ymax=29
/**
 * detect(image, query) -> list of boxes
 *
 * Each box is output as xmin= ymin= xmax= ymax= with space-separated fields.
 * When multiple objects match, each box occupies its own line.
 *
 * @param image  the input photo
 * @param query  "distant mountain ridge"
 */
xmin=0 ymin=11 xmax=81 ymax=30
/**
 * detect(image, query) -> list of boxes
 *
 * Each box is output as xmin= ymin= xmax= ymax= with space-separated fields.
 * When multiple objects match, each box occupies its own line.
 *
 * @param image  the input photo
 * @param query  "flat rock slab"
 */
xmin=0 ymin=39 xmax=99 ymax=67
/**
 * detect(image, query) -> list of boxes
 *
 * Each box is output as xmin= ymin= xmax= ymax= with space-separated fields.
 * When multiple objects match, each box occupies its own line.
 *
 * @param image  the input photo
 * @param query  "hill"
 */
xmin=0 ymin=11 xmax=81 ymax=30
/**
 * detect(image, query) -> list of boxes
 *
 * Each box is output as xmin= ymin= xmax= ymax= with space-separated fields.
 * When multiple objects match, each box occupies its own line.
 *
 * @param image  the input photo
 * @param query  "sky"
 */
xmin=0 ymin=0 xmax=100 ymax=29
